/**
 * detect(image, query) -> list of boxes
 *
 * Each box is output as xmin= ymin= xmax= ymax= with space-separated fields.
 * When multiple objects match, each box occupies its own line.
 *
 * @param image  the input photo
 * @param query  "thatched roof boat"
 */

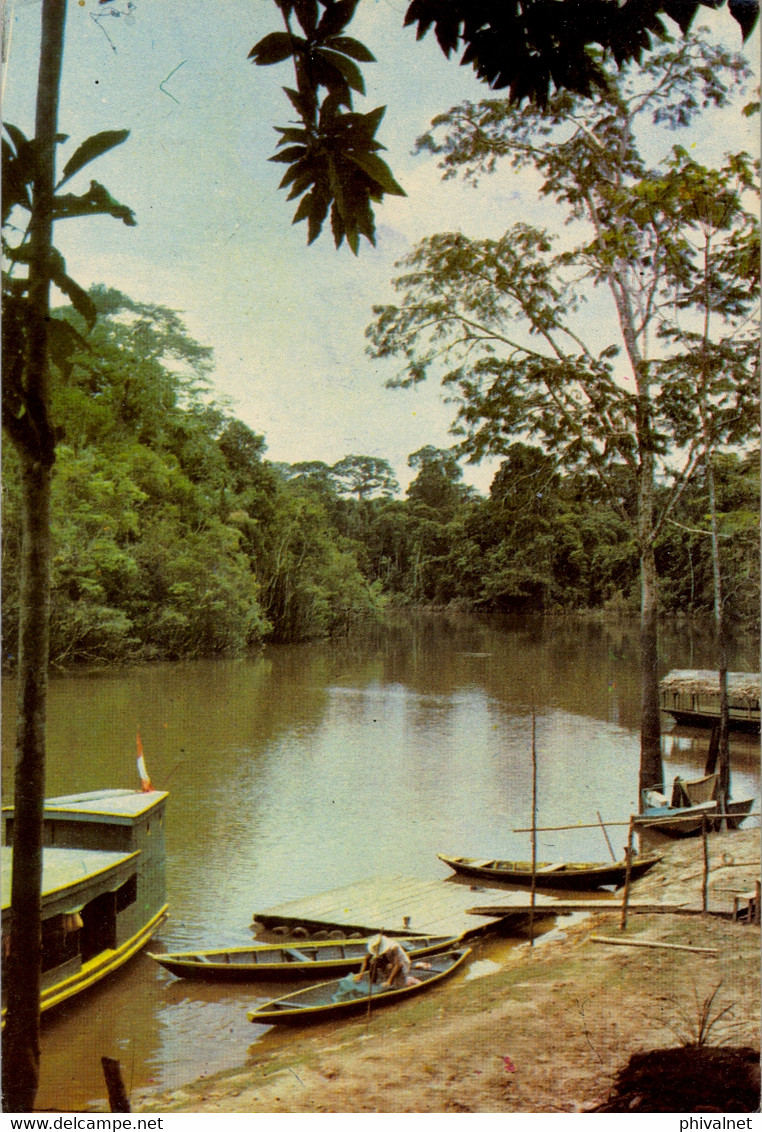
xmin=659 ymin=670 xmax=760 ymax=731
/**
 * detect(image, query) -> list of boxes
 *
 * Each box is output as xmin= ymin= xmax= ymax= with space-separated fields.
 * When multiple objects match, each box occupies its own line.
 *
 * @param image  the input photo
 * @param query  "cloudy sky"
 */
xmin=3 ymin=0 xmax=758 ymax=492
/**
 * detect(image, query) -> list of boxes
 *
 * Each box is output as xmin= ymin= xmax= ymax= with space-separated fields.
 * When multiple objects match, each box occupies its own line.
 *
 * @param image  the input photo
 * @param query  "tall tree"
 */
xmin=1 ymin=0 xmax=135 ymax=1106
xmin=331 ymin=454 xmax=400 ymax=500
xmin=654 ymin=149 xmax=760 ymax=802
xmin=367 ymin=32 xmax=759 ymax=797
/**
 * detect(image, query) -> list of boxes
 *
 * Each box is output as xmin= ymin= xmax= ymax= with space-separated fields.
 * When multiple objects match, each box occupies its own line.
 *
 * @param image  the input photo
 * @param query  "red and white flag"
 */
xmin=136 ymin=731 xmax=152 ymax=792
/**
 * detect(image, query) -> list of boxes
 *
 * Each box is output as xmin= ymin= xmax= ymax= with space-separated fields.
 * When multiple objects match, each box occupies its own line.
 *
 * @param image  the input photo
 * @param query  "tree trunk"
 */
xmin=2 ymin=459 xmax=53 ymax=1113
xmin=639 ymin=538 xmax=664 ymax=801
xmin=706 ymin=455 xmax=730 ymax=806
xmin=1 ymin=0 xmax=66 ymax=1112
xmin=635 ymin=396 xmax=664 ymax=804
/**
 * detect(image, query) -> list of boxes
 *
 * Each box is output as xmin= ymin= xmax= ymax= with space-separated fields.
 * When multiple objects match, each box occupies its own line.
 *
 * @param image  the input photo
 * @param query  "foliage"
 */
xmin=251 ymin=0 xmax=405 ymax=253
xmin=253 ymin=0 xmax=758 ymax=249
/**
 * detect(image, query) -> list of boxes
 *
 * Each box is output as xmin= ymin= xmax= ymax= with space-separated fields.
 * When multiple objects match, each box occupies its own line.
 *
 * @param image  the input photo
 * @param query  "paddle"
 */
xmin=366 ymin=933 xmax=381 ymax=1023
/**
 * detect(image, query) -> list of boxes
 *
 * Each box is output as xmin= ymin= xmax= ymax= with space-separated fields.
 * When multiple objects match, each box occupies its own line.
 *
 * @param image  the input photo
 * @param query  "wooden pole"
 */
xmin=366 ymin=933 xmax=381 ymax=1023
xmin=620 ymin=818 xmax=635 ymax=931
xmin=101 ymin=1058 xmax=131 ymax=1113
xmin=597 ymin=811 xmax=617 ymax=862
xmin=701 ymin=815 xmax=710 ymax=913
xmin=590 ymin=936 xmax=717 ymax=956
xmin=529 ymin=705 xmax=537 ymax=948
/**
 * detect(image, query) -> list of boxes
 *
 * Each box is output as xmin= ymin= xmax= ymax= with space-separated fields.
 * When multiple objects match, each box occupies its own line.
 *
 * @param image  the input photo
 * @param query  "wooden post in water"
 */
xmin=702 ymin=816 xmax=710 ymax=913
xmin=101 ymin=1058 xmax=131 ymax=1113
xmin=620 ymin=819 xmax=635 ymax=931
xmin=529 ymin=705 xmax=538 ymax=948
xmin=597 ymin=811 xmax=617 ymax=862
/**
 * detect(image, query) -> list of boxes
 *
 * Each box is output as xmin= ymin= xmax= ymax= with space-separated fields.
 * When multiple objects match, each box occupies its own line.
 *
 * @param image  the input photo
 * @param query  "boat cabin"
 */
xmin=659 ymin=670 xmax=760 ymax=731
xmin=2 ymin=789 xmax=168 ymax=1015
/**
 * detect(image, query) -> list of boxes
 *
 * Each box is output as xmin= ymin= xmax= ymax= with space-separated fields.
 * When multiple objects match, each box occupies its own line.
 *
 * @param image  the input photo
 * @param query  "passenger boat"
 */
xmin=247 ymin=946 xmax=471 ymax=1024
xmin=2 ymin=788 xmax=168 ymax=1018
xmin=437 ymin=853 xmax=662 ymax=890
xmin=149 ymin=934 xmax=459 ymax=980
xmin=659 ymin=670 xmax=760 ymax=731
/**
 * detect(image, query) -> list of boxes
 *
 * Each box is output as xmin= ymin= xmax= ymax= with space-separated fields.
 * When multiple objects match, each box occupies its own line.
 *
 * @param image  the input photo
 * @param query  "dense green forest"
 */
xmin=2 ymin=285 xmax=759 ymax=667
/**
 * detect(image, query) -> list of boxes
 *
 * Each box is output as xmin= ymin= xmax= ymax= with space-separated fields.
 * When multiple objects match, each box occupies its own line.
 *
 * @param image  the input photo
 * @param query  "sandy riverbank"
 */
xmin=135 ymin=830 xmax=760 ymax=1114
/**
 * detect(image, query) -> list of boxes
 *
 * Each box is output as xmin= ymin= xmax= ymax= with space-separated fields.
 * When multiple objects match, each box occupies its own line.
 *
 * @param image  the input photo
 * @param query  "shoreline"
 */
xmin=134 ymin=830 xmax=760 ymax=1114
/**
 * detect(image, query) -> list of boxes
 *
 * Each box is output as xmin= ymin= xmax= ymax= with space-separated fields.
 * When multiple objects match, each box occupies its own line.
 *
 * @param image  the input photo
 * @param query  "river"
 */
xmin=1 ymin=612 xmax=759 ymax=1111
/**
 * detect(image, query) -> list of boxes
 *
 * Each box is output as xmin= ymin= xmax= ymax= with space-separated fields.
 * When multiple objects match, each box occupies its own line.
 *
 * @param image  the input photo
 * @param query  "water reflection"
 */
xmin=1 ymin=613 xmax=758 ymax=1110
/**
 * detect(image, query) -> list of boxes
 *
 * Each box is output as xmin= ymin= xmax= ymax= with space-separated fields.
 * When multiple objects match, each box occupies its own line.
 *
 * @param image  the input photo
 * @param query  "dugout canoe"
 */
xmin=246 ymin=946 xmax=471 ymax=1024
xmin=437 ymin=853 xmax=662 ymax=890
xmin=148 ymin=933 xmax=459 ymax=980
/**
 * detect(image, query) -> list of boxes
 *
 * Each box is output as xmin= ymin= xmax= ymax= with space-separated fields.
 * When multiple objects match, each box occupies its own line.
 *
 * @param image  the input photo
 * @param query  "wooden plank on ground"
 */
xmin=467 ymin=899 xmax=691 ymax=917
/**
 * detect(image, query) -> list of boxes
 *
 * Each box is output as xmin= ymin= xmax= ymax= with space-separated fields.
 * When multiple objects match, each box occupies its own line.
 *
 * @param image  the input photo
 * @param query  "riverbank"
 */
xmin=135 ymin=830 xmax=760 ymax=1114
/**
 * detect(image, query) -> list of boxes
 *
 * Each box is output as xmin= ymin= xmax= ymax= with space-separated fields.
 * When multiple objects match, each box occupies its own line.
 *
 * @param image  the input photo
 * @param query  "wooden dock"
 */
xmin=256 ymin=875 xmax=530 ymax=939
xmin=255 ymin=874 xmax=628 ymax=940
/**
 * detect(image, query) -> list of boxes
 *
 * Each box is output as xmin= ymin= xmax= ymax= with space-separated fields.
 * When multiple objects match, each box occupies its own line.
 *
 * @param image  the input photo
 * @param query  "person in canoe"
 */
xmin=330 ymin=934 xmax=427 ymax=1003
xmin=355 ymin=934 xmax=421 ymax=990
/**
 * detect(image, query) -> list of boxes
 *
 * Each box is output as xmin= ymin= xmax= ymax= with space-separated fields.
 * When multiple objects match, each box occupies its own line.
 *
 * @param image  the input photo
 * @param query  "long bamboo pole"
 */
xmin=529 ymin=705 xmax=537 ymax=948
xmin=597 ymin=811 xmax=617 ymax=862
xmin=620 ymin=818 xmax=635 ymax=931
xmin=590 ymin=936 xmax=717 ymax=956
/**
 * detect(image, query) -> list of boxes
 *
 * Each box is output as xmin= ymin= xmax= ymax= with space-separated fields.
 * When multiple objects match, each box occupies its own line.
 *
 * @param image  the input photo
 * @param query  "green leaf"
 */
xmin=314 ymin=47 xmax=365 ymax=94
xmin=48 ymin=248 xmax=97 ymax=329
xmin=53 ymin=180 xmax=137 ymax=226
xmin=347 ymin=151 xmax=406 ymax=196
xmin=249 ymin=32 xmax=302 ymax=65
xmin=269 ymin=145 xmax=308 ymax=164
xmin=325 ymin=36 xmax=376 ymax=63
xmin=48 ymin=315 xmax=91 ymax=377
xmin=315 ymin=0 xmax=359 ymax=39
xmin=56 ymin=129 xmax=130 ymax=189
xmin=3 ymin=122 xmax=30 ymax=156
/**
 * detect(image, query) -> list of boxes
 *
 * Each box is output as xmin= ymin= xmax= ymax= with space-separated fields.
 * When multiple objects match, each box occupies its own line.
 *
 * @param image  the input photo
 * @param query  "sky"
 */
xmin=2 ymin=0 xmax=759 ymax=494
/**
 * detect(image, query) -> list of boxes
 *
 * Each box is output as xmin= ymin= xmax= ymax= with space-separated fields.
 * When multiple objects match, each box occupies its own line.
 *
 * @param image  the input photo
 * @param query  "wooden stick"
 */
xmin=101 ymin=1057 xmax=131 ymax=1113
xmin=620 ymin=819 xmax=634 ymax=931
xmin=702 ymin=814 xmax=710 ymax=913
xmin=529 ymin=705 xmax=537 ymax=948
xmin=513 ymin=812 xmax=759 ymax=833
xmin=597 ymin=811 xmax=617 ymax=862
xmin=590 ymin=935 xmax=717 ymax=956
xmin=514 ymin=821 xmax=632 ymax=832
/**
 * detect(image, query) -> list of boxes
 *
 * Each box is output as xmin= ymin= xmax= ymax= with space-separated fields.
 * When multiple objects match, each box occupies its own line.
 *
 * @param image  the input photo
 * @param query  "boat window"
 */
xmin=81 ymin=891 xmax=117 ymax=962
xmin=41 ymin=914 xmax=80 ymax=973
xmin=116 ymin=874 xmax=137 ymax=912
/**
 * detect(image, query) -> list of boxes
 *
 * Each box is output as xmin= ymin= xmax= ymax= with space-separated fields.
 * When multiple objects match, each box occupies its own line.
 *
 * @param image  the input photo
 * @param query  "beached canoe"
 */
xmin=246 ymin=946 xmax=471 ymax=1024
xmin=148 ymin=933 xmax=459 ymax=980
xmin=437 ymin=853 xmax=662 ymax=890
xmin=635 ymin=798 xmax=754 ymax=838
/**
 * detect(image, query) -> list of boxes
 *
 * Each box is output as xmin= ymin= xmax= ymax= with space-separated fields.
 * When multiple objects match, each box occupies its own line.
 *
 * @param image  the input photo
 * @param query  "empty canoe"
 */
xmin=148 ymin=933 xmax=459 ymax=980
xmin=437 ymin=853 xmax=662 ymax=890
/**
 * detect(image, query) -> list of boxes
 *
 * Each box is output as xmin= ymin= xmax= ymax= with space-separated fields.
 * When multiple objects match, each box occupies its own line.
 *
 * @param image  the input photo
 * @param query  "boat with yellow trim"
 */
xmin=2 ymin=788 xmax=168 ymax=1019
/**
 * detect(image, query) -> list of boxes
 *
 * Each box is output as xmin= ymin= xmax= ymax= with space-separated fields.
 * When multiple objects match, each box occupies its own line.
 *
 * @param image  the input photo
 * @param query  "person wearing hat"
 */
xmin=355 ymin=933 xmax=416 ymax=990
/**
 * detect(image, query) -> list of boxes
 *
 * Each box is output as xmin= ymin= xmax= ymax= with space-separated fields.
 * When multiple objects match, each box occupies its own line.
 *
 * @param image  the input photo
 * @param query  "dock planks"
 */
xmin=257 ymin=874 xmax=527 ymax=938
xmin=256 ymin=874 xmax=625 ymax=939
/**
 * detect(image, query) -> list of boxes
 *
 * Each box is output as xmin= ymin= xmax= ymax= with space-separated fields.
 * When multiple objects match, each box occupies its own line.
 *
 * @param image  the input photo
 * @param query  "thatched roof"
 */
xmin=660 ymin=669 xmax=760 ymax=704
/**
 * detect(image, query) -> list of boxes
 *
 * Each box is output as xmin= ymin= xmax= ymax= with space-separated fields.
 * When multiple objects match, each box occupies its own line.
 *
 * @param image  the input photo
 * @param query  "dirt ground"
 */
xmin=135 ymin=832 xmax=761 ymax=1114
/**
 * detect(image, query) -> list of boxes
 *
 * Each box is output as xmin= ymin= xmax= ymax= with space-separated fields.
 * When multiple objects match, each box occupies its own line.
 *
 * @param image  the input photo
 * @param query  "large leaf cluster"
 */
xmin=403 ymin=0 xmax=758 ymax=106
xmin=2 ymin=124 xmax=134 ymax=456
xmin=251 ymin=0 xmax=404 ymax=252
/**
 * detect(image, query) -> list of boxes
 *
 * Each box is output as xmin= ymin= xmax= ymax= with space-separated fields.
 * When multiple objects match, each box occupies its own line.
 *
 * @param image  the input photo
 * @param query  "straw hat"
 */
xmin=366 ymin=933 xmax=394 ymax=956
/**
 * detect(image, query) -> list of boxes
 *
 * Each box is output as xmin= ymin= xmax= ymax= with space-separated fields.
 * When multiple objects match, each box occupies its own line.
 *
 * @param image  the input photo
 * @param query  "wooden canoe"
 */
xmin=437 ymin=853 xmax=662 ymax=890
xmin=148 ymin=933 xmax=459 ymax=980
xmin=635 ymin=798 xmax=754 ymax=838
xmin=247 ymin=946 xmax=471 ymax=1024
